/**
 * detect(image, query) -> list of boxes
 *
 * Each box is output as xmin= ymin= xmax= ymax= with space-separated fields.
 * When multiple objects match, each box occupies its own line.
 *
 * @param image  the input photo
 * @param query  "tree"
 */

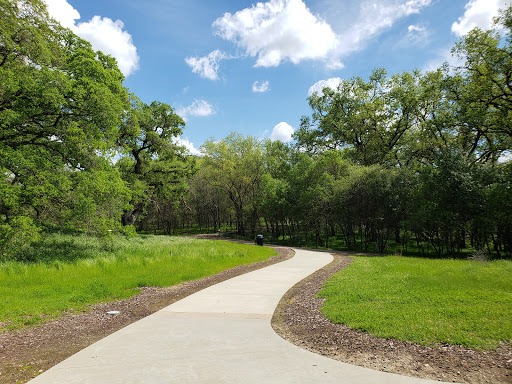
xmin=0 ymin=0 xmax=130 ymax=252
xmin=408 ymin=149 xmax=485 ymax=257
xmin=200 ymin=133 xmax=264 ymax=235
xmin=296 ymin=69 xmax=432 ymax=167
xmin=449 ymin=5 xmax=512 ymax=162
xmin=117 ymin=98 xmax=193 ymax=227
xmin=186 ymin=157 xmax=231 ymax=233
xmin=0 ymin=0 xmax=127 ymax=166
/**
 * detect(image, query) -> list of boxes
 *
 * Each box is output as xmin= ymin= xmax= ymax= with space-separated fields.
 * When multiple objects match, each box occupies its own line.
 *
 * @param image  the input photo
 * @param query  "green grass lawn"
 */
xmin=318 ymin=256 xmax=512 ymax=350
xmin=0 ymin=234 xmax=276 ymax=330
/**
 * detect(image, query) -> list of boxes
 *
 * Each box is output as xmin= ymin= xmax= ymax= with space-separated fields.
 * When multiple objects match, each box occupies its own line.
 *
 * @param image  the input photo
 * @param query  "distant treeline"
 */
xmin=143 ymin=135 xmax=511 ymax=259
xmin=1 ymin=0 xmax=511 ymax=259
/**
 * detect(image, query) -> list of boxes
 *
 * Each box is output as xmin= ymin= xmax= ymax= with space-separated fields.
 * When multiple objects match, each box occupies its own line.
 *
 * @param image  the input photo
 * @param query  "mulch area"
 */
xmin=271 ymin=251 xmax=512 ymax=384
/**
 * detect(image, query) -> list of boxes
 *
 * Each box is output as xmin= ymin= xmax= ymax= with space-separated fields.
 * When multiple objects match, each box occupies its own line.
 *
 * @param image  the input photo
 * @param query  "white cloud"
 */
xmin=308 ymin=77 xmax=342 ymax=96
xmin=174 ymin=137 xmax=201 ymax=156
xmin=185 ymin=50 xmax=228 ymax=80
xmin=406 ymin=24 xmax=429 ymax=45
xmin=408 ymin=24 xmax=424 ymax=33
xmin=213 ymin=0 xmax=338 ymax=67
xmin=43 ymin=0 xmax=139 ymax=76
xmin=451 ymin=0 xmax=508 ymax=37
xmin=209 ymin=0 xmax=435 ymax=70
xmin=44 ymin=0 xmax=79 ymax=29
xmin=335 ymin=0 xmax=433 ymax=57
xmin=269 ymin=122 xmax=294 ymax=142
xmin=326 ymin=59 xmax=345 ymax=70
xmin=180 ymin=0 xmax=437 ymax=74
xmin=75 ymin=17 xmax=139 ymax=76
xmin=252 ymin=80 xmax=270 ymax=93
xmin=176 ymin=100 xmax=215 ymax=122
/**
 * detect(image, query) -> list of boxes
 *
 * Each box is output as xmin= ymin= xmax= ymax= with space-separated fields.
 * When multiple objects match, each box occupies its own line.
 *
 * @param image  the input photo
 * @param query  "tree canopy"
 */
xmin=2 ymin=0 xmax=512 ymax=260
xmin=0 ymin=0 xmax=192 ymax=257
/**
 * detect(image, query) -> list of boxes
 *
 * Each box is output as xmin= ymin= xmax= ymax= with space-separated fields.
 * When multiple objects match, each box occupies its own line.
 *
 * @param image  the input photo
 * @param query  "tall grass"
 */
xmin=318 ymin=256 xmax=512 ymax=350
xmin=0 ymin=234 xmax=275 ymax=330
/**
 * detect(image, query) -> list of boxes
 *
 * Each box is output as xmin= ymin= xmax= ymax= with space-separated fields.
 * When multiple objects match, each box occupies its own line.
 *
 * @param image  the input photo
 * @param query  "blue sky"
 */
xmin=43 ymin=0 xmax=508 ymax=154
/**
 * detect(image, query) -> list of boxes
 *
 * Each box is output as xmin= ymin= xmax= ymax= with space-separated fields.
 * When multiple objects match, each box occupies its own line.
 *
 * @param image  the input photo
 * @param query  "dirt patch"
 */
xmin=0 ymin=239 xmax=293 ymax=384
xmin=271 ymin=251 xmax=512 ymax=384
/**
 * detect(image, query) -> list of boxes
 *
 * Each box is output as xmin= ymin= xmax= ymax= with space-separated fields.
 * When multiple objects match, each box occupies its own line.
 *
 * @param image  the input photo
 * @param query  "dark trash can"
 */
xmin=256 ymin=234 xmax=264 ymax=246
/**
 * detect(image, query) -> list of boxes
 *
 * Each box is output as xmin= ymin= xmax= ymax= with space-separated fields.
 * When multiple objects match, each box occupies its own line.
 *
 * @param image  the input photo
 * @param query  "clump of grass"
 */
xmin=0 ymin=234 xmax=275 ymax=330
xmin=318 ymin=256 xmax=512 ymax=350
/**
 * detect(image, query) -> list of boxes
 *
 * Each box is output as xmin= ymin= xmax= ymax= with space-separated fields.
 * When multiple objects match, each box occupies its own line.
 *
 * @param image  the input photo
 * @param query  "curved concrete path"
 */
xmin=29 ymin=249 xmax=457 ymax=384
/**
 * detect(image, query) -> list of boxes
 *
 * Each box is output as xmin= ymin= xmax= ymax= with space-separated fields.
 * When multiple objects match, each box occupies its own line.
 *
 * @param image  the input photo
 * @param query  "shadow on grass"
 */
xmin=17 ymin=233 xmax=108 ymax=263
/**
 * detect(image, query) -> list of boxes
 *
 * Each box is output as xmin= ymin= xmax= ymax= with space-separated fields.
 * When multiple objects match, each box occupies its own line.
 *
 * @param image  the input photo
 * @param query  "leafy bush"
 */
xmin=0 ymin=216 xmax=41 ymax=260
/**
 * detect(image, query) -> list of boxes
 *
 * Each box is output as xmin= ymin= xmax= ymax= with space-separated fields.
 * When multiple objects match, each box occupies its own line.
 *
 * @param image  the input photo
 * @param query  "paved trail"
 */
xmin=29 ymin=249 xmax=458 ymax=384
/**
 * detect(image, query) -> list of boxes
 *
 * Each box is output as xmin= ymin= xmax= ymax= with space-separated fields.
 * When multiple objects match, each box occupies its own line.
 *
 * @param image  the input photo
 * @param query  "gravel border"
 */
xmin=271 ymin=251 xmax=512 ymax=384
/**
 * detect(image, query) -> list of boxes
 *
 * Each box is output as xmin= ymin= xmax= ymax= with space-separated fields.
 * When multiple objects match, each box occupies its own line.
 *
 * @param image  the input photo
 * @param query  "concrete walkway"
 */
xmin=29 ymin=249 xmax=457 ymax=384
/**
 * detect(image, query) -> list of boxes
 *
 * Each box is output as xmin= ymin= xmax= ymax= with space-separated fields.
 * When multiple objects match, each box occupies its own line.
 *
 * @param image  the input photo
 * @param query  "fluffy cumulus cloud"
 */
xmin=43 ymin=0 xmax=139 ymax=76
xmin=176 ymin=100 xmax=215 ymax=122
xmin=44 ymin=0 xmax=79 ymax=29
xmin=185 ymin=50 xmax=228 ymax=81
xmin=270 ymin=122 xmax=294 ymax=142
xmin=75 ymin=17 xmax=139 ymax=76
xmin=209 ymin=0 xmax=435 ymax=71
xmin=252 ymin=80 xmax=270 ymax=93
xmin=213 ymin=0 xmax=338 ymax=67
xmin=308 ymin=77 xmax=342 ymax=96
xmin=451 ymin=0 xmax=508 ymax=37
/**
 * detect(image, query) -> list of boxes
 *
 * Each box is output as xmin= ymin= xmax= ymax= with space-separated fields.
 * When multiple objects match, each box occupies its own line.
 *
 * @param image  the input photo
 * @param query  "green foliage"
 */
xmin=0 ymin=0 xmax=134 ymax=249
xmin=333 ymin=165 xmax=409 ymax=252
xmin=450 ymin=9 xmax=512 ymax=160
xmin=117 ymin=98 xmax=193 ymax=227
xmin=0 ymin=0 xmax=192 ymax=243
xmin=296 ymin=68 xmax=449 ymax=167
xmin=408 ymin=149 xmax=485 ymax=256
xmin=3 ymin=0 xmax=512 ymax=260
xmin=0 ymin=0 xmax=127 ymax=164
xmin=200 ymin=133 xmax=264 ymax=235
xmin=0 ymin=234 xmax=276 ymax=330
xmin=0 ymin=216 xmax=41 ymax=260
xmin=484 ymin=162 xmax=512 ymax=257
xmin=318 ymin=256 xmax=512 ymax=350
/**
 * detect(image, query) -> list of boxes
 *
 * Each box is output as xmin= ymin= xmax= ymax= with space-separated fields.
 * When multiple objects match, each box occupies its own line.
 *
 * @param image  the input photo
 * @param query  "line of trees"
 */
xmin=167 ymin=136 xmax=510 ymax=258
xmin=2 ymin=0 xmax=511 ymax=259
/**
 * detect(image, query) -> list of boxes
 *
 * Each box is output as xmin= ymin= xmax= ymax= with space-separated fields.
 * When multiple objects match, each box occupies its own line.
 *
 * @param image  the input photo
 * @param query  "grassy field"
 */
xmin=318 ymin=256 xmax=512 ymax=350
xmin=0 ymin=234 xmax=276 ymax=330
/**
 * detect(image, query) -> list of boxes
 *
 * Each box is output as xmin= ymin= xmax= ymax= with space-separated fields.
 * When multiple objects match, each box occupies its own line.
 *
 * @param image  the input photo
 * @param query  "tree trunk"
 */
xmin=122 ymin=204 xmax=143 ymax=226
